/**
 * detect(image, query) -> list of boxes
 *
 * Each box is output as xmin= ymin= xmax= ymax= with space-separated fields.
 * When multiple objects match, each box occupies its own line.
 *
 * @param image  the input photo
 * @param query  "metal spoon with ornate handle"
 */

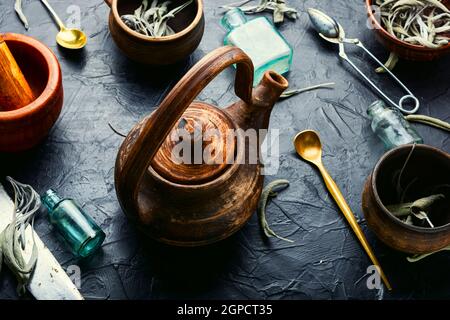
xmin=293 ymin=130 xmax=392 ymax=290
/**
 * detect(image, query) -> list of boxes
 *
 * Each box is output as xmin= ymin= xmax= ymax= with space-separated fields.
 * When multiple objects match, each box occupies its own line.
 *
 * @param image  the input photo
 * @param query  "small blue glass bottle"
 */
xmin=221 ymin=8 xmax=293 ymax=86
xmin=367 ymin=100 xmax=423 ymax=150
xmin=42 ymin=189 xmax=105 ymax=258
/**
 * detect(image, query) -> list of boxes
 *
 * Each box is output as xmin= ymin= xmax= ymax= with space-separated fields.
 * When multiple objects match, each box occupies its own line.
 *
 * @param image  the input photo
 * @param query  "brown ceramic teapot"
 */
xmin=115 ymin=46 xmax=288 ymax=246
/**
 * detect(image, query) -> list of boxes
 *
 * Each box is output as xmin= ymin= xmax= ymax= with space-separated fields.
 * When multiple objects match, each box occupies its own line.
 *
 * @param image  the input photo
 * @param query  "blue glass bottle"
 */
xmin=221 ymin=8 xmax=293 ymax=86
xmin=367 ymin=100 xmax=423 ymax=150
xmin=42 ymin=189 xmax=105 ymax=258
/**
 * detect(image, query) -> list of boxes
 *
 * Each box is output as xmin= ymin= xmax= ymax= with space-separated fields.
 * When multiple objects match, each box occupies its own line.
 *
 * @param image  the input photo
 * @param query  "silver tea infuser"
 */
xmin=308 ymin=8 xmax=419 ymax=114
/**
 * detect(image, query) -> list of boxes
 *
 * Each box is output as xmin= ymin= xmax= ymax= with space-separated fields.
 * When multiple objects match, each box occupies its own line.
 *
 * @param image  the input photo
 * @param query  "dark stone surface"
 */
xmin=0 ymin=0 xmax=449 ymax=300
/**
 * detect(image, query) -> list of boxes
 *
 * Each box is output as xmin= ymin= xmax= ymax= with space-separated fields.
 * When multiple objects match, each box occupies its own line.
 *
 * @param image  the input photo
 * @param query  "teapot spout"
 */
xmin=253 ymin=71 xmax=289 ymax=113
xmin=225 ymin=70 xmax=288 ymax=131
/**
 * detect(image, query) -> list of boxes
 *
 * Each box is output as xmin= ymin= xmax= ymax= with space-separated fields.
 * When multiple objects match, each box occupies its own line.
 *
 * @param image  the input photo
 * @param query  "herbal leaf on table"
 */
xmin=280 ymin=82 xmax=335 ymax=99
xmin=221 ymin=0 xmax=298 ymax=24
xmin=257 ymin=179 xmax=294 ymax=243
xmin=14 ymin=0 xmax=29 ymax=29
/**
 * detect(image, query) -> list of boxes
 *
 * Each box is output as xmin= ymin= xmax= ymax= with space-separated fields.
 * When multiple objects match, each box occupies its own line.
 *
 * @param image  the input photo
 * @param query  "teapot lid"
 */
xmin=151 ymin=102 xmax=236 ymax=185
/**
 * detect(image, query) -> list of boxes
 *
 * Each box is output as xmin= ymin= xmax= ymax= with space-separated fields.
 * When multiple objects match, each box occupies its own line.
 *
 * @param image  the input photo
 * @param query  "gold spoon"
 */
xmin=293 ymin=130 xmax=392 ymax=291
xmin=40 ymin=0 xmax=87 ymax=49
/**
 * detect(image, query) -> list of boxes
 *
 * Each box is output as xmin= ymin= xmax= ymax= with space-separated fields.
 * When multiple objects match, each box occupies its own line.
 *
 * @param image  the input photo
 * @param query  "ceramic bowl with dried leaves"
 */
xmin=366 ymin=0 xmax=450 ymax=61
xmin=362 ymin=144 xmax=450 ymax=254
xmin=104 ymin=0 xmax=204 ymax=65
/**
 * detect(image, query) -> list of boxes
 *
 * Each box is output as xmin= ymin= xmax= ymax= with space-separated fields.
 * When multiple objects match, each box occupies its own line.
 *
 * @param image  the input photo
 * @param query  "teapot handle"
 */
xmin=117 ymin=46 xmax=254 ymax=200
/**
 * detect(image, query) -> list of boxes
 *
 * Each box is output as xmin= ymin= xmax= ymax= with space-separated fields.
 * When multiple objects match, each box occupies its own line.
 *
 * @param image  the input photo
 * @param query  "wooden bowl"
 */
xmin=104 ymin=0 xmax=204 ymax=65
xmin=0 ymin=33 xmax=63 ymax=152
xmin=366 ymin=0 xmax=450 ymax=61
xmin=362 ymin=144 xmax=450 ymax=254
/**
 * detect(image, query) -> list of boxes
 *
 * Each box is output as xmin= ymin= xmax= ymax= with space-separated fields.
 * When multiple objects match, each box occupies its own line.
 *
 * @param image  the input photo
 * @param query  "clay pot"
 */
xmin=0 ymin=33 xmax=63 ymax=152
xmin=362 ymin=144 xmax=450 ymax=254
xmin=366 ymin=0 xmax=450 ymax=61
xmin=104 ymin=0 xmax=205 ymax=65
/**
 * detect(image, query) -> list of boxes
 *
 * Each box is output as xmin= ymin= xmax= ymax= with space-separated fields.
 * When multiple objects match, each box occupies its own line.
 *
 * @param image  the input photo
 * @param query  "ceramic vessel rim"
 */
xmin=152 ymin=101 xmax=238 ymax=184
xmin=0 ymin=33 xmax=60 ymax=122
xmin=111 ymin=0 xmax=204 ymax=42
xmin=371 ymin=144 xmax=450 ymax=233
xmin=148 ymin=121 xmax=247 ymax=191
xmin=365 ymin=0 xmax=450 ymax=53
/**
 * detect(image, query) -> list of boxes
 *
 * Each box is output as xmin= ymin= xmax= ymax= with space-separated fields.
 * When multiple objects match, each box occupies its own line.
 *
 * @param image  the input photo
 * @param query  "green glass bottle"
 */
xmin=221 ymin=8 xmax=293 ymax=86
xmin=367 ymin=100 xmax=423 ymax=150
xmin=42 ymin=189 xmax=105 ymax=258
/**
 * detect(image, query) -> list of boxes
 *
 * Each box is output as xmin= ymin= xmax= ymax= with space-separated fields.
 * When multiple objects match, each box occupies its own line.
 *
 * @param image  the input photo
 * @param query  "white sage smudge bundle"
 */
xmin=14 ymin=0 xmax=29 ymax=29
xmin=121 ymin=0 xmax=193 ymax=37
xmin=377 ymin=0 xmax=450 ymax=48
xmin=221 ymin=0 xmax=298 ymax=24
xmin=0 ymin=177 xmax=40 ymax=295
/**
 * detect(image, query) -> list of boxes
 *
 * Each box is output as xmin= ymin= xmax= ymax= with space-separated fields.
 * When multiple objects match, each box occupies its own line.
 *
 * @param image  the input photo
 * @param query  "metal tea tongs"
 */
xmin=308 ymin=8 xmax=419 ymax=114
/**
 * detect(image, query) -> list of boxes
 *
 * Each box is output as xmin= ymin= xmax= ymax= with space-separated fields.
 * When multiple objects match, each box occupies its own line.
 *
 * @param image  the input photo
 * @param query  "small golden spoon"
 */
xmin=293 ymin=130 xmax=392 ymax=290
xmin=41 ymin=0 xmax=87 ymax=49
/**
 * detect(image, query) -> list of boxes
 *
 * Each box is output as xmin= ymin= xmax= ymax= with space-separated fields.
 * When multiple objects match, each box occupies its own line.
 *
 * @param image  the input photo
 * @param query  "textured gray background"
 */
xmin=0 ymin=0 xmax=449 ymax=299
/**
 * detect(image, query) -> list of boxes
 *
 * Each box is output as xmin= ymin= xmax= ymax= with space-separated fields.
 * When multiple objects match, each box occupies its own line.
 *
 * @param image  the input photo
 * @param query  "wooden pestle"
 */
xmin=0 ymin=34 xmax=35 ymax=111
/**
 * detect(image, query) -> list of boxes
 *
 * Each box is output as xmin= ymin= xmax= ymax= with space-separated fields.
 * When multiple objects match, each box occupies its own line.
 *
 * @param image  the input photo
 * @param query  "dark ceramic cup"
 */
xmin=362 ymin=144 xmax=450 ymax=254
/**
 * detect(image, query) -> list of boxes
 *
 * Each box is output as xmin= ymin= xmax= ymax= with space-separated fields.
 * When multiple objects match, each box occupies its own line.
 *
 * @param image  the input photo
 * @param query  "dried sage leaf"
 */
xmin=405 ymin=115 xmax=450 ymax=132
xmin=280 ymin=82 xmax=335 ymax=99
xmin=411 ymin=194 xmax=445 ymax=213
xmin=386 ymin=203 xmax=412 ymax=217
xmin=404 ymin=215 xmax=414 ymax=225
xmin=412 ymin=210 xmax=434 ymax=227
xmin=394 ymin=143 xmax=416 ymax=202
xmin=378 ymin=0 xmax=450 ymax=48
xmin=387 ymin=194 xmax=445 ymax=217
xmin=376 ymin=52 xmax=399 ymax=73
xmin=221 ymin=0 xmax=298 ymax=24
xmin=388 ymin=194 xmax=445 ymax=228
xmin=121 ymin=0 xmax=193 ymax=37
xmin=257 ymin=179 xmax=294 ymax=243
xmin=407 ymin=244 xmax=450 ymax=262
xmin=14 ymin=0 xmax=29 ymax=29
